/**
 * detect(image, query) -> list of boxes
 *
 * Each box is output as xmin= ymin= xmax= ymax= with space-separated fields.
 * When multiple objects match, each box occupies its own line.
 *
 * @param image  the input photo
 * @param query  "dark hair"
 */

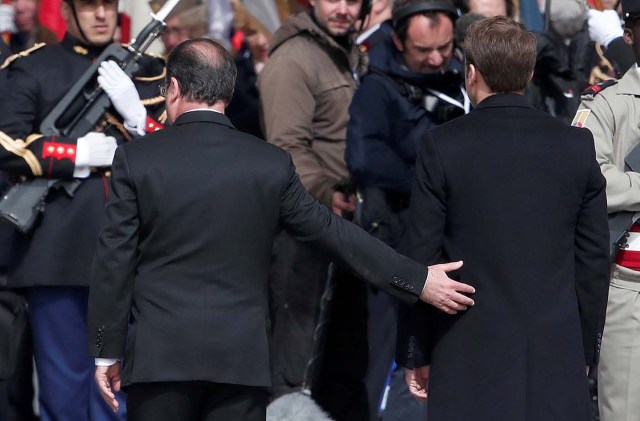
xmin=464 ymin=16 xmax=536 ymax=93
xmin=392 ymin=0 xmax=457 ymax=42
xmin=166 ymin=38 xmax=237 ymax=105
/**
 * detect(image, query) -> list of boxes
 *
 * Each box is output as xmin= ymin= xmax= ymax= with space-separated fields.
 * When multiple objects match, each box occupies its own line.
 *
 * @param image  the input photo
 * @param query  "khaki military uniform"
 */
xmin=574 ymin=65 xmax=640 ymax=421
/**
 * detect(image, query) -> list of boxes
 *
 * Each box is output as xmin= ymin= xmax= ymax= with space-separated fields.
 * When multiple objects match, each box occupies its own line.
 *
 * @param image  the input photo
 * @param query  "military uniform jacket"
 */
xmin=0 ymin=34 xmax=165 ymax=288
xmin=574 ymin=65 xmax=640 ymax=214
xmin=87 ymin=110 xmax=428 ymax=388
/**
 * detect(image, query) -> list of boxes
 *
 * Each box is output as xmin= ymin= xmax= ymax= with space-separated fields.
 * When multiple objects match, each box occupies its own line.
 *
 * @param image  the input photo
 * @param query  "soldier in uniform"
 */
xmin=0 ymin=0 xmax=165 ymax=420
xmin=573 ymin=0 xmax=640 ymax=419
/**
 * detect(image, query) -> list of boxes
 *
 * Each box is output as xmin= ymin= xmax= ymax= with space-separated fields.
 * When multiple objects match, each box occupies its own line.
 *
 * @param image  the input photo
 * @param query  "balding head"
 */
xmin=166 ymin=38 xmax=237 ymax=106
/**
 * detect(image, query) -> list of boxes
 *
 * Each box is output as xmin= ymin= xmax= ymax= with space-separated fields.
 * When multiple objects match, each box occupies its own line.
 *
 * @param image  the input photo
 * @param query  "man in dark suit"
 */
xmin=397 ymin=17 xmax=611 ymax=421
xmin=87 ymin=38 xmax=476 ymax=421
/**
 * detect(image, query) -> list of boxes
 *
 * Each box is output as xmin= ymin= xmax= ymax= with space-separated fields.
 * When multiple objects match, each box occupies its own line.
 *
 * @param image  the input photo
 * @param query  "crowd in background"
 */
xmin=0 ymin=0 xmax=635 ymax=420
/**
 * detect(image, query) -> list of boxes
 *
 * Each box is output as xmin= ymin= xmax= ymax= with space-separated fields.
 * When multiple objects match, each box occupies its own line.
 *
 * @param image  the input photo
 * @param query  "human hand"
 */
xmin=420 ymin=260 xmax=475 ymax=314
xmin=75 ymin=131 xmax=117 ymax=170
xmin=587 ymin=9 xmax=623 ymax=47
xmin=405 ymin=366 xmax=430 ymax=401
xmin=95 ymin=361 xmax=122 ymax=413
xmin=98 ymin=60 xmax=146 ymax=136
xmin=331 ymin=191 xmax=356 ymax=216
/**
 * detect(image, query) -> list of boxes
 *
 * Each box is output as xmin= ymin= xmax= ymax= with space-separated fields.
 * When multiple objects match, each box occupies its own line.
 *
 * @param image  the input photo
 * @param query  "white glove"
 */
xmin=73 ymin=132 xmax=118 ymax=178
xmin=0 ymin=5 xmax=16 ymax=33
xmin=588 ymin=9 xmax=623 ymax=47
xmin=98 ymin=60 xmax=147 ymax=137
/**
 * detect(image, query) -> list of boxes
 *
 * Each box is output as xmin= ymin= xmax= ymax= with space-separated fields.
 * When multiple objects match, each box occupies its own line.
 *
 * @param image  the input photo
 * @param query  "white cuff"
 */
xmin=95 ymin=358 xmax=119 ymax=366
xmin=72 ymin=166 xmax=90 ymax=178
xmin=124 ymin=113 xmax=147 ymax=137
xmin=75 ymin=138 xmax=90 ymax=167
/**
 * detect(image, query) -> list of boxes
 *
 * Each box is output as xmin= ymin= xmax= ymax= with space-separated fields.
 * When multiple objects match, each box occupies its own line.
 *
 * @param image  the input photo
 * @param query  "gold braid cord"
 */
xmin=589 ymin=43 xmax=616 ymax=85
xmin=1 ymin=43 xmax=46 ymax=70
xmin=0 ymin=131 xmax=43 ymax=176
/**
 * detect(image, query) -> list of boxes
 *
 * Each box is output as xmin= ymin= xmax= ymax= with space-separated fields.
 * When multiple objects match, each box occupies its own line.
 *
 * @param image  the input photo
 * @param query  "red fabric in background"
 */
xmin=39 ymin=0 xmax=65 ymax=40
xmin=119 ymin=12 xmax=130 ymax=43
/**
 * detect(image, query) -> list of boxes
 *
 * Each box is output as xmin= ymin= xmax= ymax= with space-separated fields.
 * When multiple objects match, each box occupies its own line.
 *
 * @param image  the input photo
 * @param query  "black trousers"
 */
xmin=126 ymin=381 xmax=268 ymax=421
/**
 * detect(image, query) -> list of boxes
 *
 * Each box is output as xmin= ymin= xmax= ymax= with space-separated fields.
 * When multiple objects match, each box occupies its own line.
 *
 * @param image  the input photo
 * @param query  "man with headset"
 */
xmin=345 ymin=0 xmax=467 ymax=419
xmin=259 ymin=0 xmax=373 ymax=417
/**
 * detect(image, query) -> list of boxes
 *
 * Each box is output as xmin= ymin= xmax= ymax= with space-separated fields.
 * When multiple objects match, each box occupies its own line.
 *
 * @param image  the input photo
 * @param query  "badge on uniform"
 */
xmin=571 ymin=109 xmax=591 ymax=127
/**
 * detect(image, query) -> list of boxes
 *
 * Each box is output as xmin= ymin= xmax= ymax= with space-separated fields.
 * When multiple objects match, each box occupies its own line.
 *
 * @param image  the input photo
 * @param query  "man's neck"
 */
xmin=174 ymin=101 xmax=226 ymax=120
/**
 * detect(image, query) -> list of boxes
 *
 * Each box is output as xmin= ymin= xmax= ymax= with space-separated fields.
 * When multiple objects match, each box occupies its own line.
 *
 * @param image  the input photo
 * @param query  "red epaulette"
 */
xmin=582 ymin=79 xmax=617 ymax=96
xmin=146 ymin=116 xmax=164 ymax=133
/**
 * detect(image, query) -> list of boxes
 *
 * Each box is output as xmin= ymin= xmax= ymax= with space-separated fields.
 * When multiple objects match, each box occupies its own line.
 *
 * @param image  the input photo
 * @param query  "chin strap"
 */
xmin=67 ymin=0 xmax=89 ymax=44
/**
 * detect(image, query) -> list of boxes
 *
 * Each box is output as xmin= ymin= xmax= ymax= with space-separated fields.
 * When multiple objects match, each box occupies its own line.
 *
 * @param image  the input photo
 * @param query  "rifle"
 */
xmin=0 ymin=0 xmax=181 ymax=233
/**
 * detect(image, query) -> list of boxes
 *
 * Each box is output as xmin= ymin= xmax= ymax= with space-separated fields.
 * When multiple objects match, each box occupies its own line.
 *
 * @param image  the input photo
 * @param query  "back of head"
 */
xmin=391 ymin=0 xmax=458 ymax=41
xmin=464 ymin=16 xmax=536 ymax=93
xmin=166 ymin=38 xmax=237 ymax=105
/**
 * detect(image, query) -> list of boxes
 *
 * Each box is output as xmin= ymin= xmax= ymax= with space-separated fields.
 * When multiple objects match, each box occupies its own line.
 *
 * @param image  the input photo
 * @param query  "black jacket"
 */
xmin=87 ymin=110 xmax=428 ymax=387
xmin=398 ymin=93 xmax=610 ymax=420
xmin=0 ymin=34 xmax=165 ymax=288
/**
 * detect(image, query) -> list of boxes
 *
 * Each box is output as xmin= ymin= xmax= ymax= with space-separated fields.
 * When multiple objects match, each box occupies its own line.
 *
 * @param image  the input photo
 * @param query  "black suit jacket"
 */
xmin=87 ymin=110 xmax=427 ymax=388
xmin=397 ymin=94 xmax=610 ymax=420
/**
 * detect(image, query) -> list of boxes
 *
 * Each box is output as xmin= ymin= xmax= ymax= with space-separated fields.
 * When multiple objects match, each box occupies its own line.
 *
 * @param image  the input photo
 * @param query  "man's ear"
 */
xmin=167 ymin=77 xmax=181 ymax=103
xmin=466 ymin=63 xmax=477 ymax=85
xmin=624 ymin=26 xmax=635 ymax=46
xmin=60 ymin=1 xmax=71 ymax=22
xmin=391 ymin=31 xmax=404 ymax=52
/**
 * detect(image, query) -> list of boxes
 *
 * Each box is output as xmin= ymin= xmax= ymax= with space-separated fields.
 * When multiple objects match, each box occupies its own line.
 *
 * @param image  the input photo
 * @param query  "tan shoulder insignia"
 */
xmin=1 ymin=43 xmax=46 ymax=70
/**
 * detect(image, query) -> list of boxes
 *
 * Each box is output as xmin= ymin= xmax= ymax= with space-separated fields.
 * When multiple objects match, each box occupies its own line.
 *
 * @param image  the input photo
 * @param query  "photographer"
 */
xmin=345 ymin=0 xmax=468 ymax=418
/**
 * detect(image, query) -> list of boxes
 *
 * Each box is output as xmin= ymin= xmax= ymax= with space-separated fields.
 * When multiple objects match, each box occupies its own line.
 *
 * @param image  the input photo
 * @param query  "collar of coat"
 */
xmin=473 ymin=93 xmax=535 ymax=111
xmin=615 ymin=64 xmax=640 ymax=96
xmin=173 ymin=109 xmax=236 ymax=129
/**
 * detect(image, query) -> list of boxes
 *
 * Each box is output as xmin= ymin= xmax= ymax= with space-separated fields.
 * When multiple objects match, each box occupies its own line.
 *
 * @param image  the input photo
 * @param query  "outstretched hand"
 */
xmin=420 ymin=260 xmax=475 ymax=314
xmin=95 ymin=362 xmax=122 ymax=413
xmin=406 ymin=366 xmax=430 ymax=401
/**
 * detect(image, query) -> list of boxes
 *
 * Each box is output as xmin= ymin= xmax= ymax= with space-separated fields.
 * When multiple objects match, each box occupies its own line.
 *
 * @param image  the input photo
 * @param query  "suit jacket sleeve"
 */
xmin=87 ymin=146 xmax=139 ymax=359
xmin=574 ymin=132 xmax=610 ymax=365
xmin=278 ymin=155 xmax=428 ymax=304
xmin=396 ymin=131 xmax=446 ymax=368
